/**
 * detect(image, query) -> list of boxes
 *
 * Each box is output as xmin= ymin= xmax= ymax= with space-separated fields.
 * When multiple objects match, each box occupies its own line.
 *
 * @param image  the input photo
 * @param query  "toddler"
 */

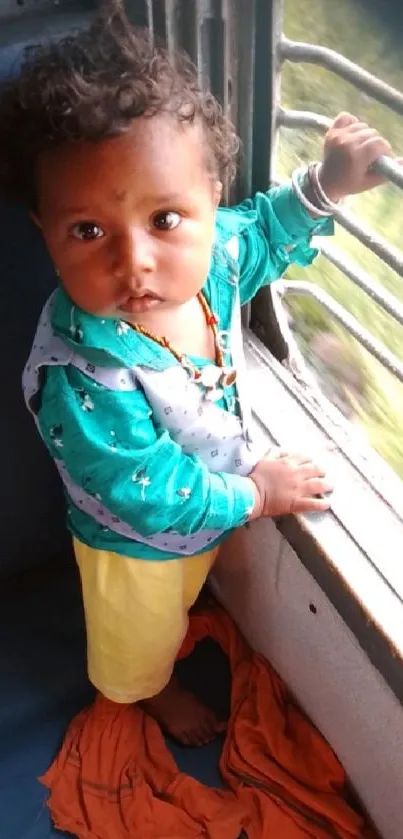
xmin=0 ymin=4 xmax=392 ymax=745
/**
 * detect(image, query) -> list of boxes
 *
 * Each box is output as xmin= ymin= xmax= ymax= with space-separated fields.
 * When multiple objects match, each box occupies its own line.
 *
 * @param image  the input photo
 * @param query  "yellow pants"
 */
xmin=73 ymin=538 xmax=219 ymax=703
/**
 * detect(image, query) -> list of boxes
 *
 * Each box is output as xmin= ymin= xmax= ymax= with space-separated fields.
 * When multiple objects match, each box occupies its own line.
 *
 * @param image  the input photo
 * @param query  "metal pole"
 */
xmin=249 ymin=0 xmax=289 ymax=359
xmin=281 ymin=37 xmax=403 ymax=117
xmin=251 ymin=0 xmax=283 ymax=191
xmin=281 ymin=280 xmax=403 ymax=383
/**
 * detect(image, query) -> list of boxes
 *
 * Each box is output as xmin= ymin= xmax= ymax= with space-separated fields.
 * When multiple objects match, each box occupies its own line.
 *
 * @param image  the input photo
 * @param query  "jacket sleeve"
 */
xmin=218 ymin=182 xmax=334 ymax=305
xmin=38 ymin=365 xmax=256 ymax=537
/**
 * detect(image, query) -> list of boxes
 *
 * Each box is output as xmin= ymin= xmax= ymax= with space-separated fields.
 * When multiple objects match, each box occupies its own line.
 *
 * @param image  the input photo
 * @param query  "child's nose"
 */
xmin=112 ymin=229 xmax=156 ymax=279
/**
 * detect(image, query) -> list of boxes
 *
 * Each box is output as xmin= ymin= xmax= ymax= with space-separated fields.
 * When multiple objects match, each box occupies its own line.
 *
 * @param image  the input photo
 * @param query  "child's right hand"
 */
xmin=248 ymin=451 xmax=332 ymax=519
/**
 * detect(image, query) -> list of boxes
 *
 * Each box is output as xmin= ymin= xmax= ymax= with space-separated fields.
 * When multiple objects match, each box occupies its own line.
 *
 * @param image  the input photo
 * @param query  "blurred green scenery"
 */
xmin=279 ymin=0 xmax=403 ymax=476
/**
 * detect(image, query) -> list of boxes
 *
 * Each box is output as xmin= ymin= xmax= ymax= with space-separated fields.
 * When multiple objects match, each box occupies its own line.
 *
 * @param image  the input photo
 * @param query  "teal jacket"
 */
xmin=34 ymin=185 xmax=333 ymax=560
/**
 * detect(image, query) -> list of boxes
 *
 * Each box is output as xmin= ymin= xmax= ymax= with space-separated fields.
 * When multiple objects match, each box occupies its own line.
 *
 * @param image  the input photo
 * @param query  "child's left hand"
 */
xmin=318 ymin=111 xmax=399 ymax=202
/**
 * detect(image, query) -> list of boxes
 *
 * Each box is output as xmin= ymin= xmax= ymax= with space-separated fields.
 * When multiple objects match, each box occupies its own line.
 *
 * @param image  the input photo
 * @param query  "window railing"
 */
xmin=269 ymin=0 xmax=403 ymax=382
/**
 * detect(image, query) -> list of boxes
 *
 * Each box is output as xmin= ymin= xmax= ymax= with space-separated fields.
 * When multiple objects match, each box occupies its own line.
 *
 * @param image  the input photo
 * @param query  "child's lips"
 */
xmin=118 ymin=292 xmax=162 ymax=314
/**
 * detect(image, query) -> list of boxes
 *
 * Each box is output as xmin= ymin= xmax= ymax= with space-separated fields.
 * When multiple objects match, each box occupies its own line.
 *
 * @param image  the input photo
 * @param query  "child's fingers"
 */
xmin=355 ymin=134 xmax=392 ymax=181
xmin=341 ymin=122 xmax=391 ymax=157
xmin=303 ymin=477 xmax=333 ymax=496
xmin=358 ymin=138 xmax=393 ymax=186
xmin=350 ymin=127 xmax=382 ymax=144
xmin=276 ymin=451 xmax=322 ymax=467
xmin=297 ymin=460 xmax=328 ymax=479
xmin=285 ymin=453 xmax=315 ymax=465
xmin=360 ymin=135 xmax=392 ymax=157
xmin=332 ymin=111 xmax=359 ymax=128
xmin=267 ymin=449 xmax=311 ymax=465
xmin=277 ymin=454 xmax=329 ymax=479
xmin=294 ymin=495 xmax=332 ymax=513
xmin=340 ymin=127 xmax=389 ymax=156
xmin=342 ymin=121 xmax=372 ymax=135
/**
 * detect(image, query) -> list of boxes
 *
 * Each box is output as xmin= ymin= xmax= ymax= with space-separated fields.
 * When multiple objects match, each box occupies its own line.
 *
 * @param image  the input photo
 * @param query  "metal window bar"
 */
xmin=268 ymin=0 xmax=403 ymax=383
xmin=281 ymin=280 xmax=403 ymax=384
xmin=280 ymin=37 xmax=403 ymax=117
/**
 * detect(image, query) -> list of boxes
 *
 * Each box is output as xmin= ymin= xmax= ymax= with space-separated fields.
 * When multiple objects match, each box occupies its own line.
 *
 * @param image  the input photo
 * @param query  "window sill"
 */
xmin=245 ymin=330 xmax=403 ymax=699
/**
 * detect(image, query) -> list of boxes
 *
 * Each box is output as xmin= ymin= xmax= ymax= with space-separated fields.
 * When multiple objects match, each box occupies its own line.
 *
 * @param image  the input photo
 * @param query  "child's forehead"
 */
xmin=36 ymin=115 xmax=212 ymax=210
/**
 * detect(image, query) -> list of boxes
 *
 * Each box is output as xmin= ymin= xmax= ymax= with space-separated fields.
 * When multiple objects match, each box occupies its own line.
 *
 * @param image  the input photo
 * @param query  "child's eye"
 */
xmin=152 ymin=211 xmax=181 ymax=232
xmin=71 ymin=222 xmax=105 ymax=241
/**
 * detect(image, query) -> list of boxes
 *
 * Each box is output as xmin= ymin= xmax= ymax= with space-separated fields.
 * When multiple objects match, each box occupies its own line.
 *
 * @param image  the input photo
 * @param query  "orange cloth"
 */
xmin=41 ymin=607 xmax=378 ymax=839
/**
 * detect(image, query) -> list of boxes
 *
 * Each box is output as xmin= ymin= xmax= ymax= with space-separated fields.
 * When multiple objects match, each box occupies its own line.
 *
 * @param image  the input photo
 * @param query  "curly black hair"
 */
xmin=0 ymin=1 xmax=239 ymax=207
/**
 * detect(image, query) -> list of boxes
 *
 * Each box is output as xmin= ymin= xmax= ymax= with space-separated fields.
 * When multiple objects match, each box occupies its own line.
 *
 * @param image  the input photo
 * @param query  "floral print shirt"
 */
xmin=35 ymin=184 xmax=333 ymax=560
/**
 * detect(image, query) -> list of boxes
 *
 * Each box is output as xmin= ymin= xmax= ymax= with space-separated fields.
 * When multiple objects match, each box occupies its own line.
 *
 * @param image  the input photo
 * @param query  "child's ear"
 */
xmin=214 ymin=181 xmax=223 ymax=207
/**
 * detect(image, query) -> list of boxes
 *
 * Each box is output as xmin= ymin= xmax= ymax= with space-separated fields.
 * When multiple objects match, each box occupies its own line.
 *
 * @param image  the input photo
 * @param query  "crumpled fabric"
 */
xmin=41 ymin=606 xmax=378 ymax=839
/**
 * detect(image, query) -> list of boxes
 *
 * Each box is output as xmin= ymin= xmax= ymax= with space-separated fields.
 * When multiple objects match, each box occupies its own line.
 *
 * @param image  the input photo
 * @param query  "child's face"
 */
xmin=35 ymin=115 xmax=221 ymax=319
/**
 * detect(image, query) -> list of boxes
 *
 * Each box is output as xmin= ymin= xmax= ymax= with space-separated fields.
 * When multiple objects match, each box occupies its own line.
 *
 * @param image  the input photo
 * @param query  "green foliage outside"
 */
xmin=279 ymin=0 xmax=403 ymax=476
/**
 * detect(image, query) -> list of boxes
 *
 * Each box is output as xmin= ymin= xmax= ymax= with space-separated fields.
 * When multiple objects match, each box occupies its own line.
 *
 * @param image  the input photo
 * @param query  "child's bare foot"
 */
xmin=141 ymin=675 xmax=227 ymax=746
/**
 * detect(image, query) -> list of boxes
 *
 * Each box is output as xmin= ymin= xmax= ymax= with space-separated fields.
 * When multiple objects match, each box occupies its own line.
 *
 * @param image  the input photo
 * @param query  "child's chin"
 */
xmin=95 ymin=308 xmax=122 ymax=320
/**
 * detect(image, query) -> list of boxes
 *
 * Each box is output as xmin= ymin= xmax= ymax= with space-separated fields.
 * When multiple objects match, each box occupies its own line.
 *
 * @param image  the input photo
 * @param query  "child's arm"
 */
xmin=38 ymin=365 xmax=331 ymax=541
xmin=219 ymin=112 xmax=394 ymax=305
xmin=38 ymin=366 xmax=257 ymax=538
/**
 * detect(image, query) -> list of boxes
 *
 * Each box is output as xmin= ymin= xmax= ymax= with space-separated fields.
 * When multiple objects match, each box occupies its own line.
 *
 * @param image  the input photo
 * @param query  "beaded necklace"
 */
xmin=131 ymin=291 xmax=237 ymax=401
